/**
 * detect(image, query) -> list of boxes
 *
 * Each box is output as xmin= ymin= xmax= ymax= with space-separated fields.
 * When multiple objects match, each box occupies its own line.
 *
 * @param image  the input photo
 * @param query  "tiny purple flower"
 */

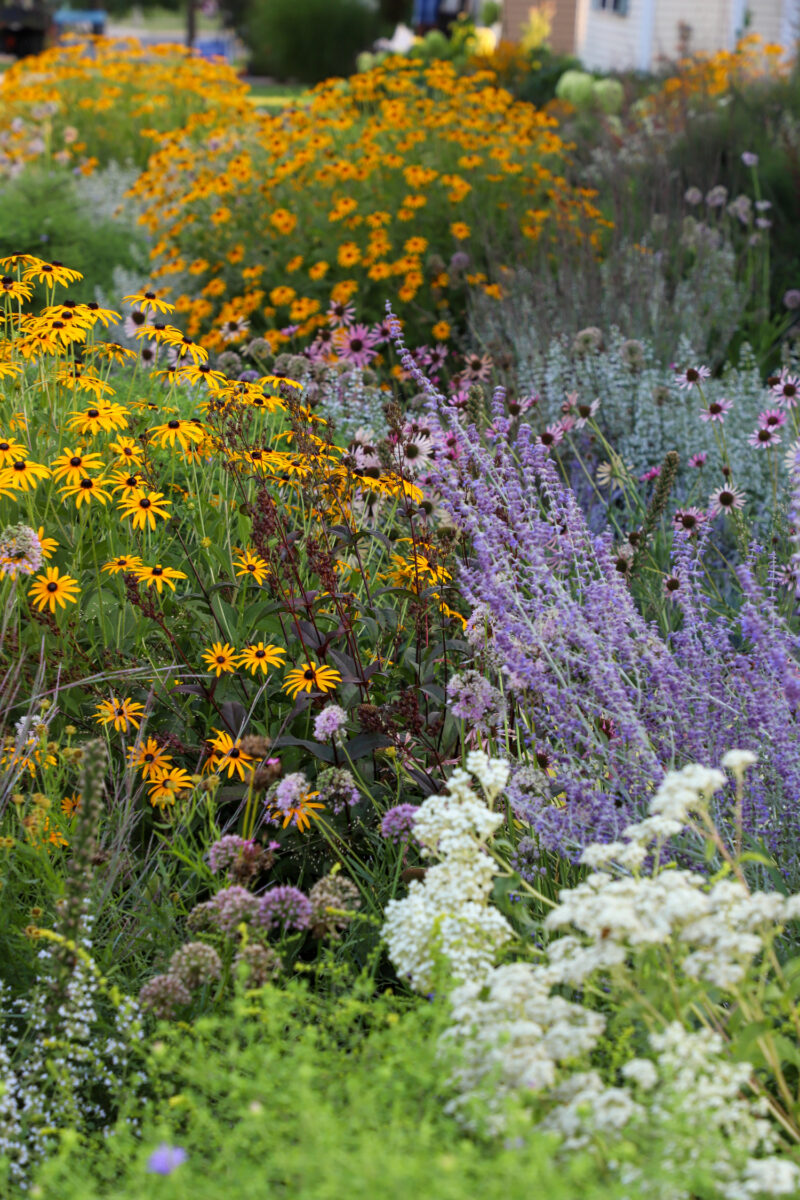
xmin=741 ymin=151 xmax=759 ymax=167
xmin=147 ymin=1144 xmax=188 ymax=1175
xmin=380 ymin=803 xmax=418 ymax=844
xmin=313 ymin=704 xmax=348 ymax=744
xmin=257 ymin=885 xmax=312 ymax=933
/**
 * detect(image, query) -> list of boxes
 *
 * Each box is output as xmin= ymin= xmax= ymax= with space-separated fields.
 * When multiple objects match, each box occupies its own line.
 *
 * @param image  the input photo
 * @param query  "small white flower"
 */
xmin=721 ymin=749 xmax=757 ymax=774
xmin=621 ymin=1057 xmax=658 ymax=1090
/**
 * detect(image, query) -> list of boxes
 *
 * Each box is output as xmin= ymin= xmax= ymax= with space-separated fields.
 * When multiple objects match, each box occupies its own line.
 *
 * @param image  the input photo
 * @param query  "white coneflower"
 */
xmin=708 ymin=484 xmax=746 ymax=517
xmin=219 ymin=316 xmax=250 ymax=344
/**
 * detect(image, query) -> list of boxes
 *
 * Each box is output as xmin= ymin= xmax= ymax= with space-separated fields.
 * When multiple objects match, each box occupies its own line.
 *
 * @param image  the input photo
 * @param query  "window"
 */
xmin=594 ymin=0 xmax=629 ymax=13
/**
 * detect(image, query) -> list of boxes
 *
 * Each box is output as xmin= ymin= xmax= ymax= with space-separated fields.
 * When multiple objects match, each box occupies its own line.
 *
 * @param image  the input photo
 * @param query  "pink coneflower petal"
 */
xmin=688 ymin=451 xmax=708 ymax=468
xmin=699 ymin=397 xmax=733 ymax=423
xmin=772 ymin=370 xmax=800 ymax=408
xmin=676 ymin=364 xmax=711 ymax=390
xmin=748 ymin=425 xmax=782 ymax=450
xmin=759 ymin=408 xmax=787 ymax=429
xmin=327 ymin=301 xmax=355 ymax=329
xmin=332 ymin=323 xmax=378 ymax=369
xmin=672 ymin=506 xmax=706 ymax=534
xmin=537 ymin=423 xmax=565 ymax=451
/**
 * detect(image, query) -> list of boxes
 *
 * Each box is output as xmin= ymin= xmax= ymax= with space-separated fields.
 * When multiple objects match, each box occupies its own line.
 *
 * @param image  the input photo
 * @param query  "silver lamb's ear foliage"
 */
xmin=48 ymin=737 xmax=107 ymax=1018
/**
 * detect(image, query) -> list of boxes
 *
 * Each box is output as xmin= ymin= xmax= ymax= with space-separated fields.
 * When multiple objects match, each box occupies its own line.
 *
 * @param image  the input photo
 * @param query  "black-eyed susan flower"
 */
xmin=202 ymin=641 xmax=238 ymax=676
xmin=22 ymin=260 xmax=83 ymax=287
xmin=56 ymin=368 xmax=117 ymax=399
xmin=283 ymin=661 xmax=342 ymax=700
xmin=159 ymin=326 xmax=208 ymax=364
xmin=133 ymin=563 xmax=187 ymax=594
xmin=128 ymin=737 xmax=173 ymax=780
xmin=94 ymin=696 xmax=145 ymax=733
xmin=233 ymin=549 xmax=269 ymax=585
xmin=108 ymin=437 xmax=144 ymax=466
xmin=36 ymin=527 xmax=58 ymax=559
xmin=87 ymin=342 xmax=138 ymax=365
xmin=148 ymin=766 xmax=195 ymax=807
xmin=59 ymin=475 xmax=113 ymax=509
xmin=207 ymin=729 xmax=254 ymax=781
xmin=0 ymin=438 xmax=28 ymax=467
xmin=123 ymin=290 xmax=175 ymax=315
xmin=147 ymin=417 xmax=206 ymax=451
xmin=102 ymin=554 xmax=143 ymax=575
xmin=0 ymin=275 xmax=33 ymax=302
xmin=239 ymin=642 xmax=285 ymax=676
xmin=28 ymin=567 xmax=80 ymax=613
xmin=117 ymin=490 xmax=171 ymax=532
xmin=51 ymin=446 xmax=105 ymax=486
xmin=67 ymin=403 xmax=129 ymax=437
xmin=0 ymin=459 xmax=51 ymax=492
xmin=269 ymin=787 xmax=324 ymax=833
xmin=81 ymin=301 xmax=120 ymax=328
xmin=109 ymin=470 xmax=145 ymax=498
xmin=61 ymin=794 xmax=82 ymax=817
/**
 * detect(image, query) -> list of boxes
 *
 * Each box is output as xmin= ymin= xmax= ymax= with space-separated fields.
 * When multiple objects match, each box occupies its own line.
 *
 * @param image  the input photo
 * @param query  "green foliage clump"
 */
xmin=244 ymin=0 xmax=381 ymax=83
xmin=31 ymin=979 xmax=627 ymax=1200
xmin=0 ymin=168 xmax=147 ymax=305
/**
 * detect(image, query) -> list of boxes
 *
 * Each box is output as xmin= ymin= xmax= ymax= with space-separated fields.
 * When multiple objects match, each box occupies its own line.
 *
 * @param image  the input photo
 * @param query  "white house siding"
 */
xmin=578 ymin=2 xmax=643 ymax=71
xmin=575 ymin=0 xmax=794 ymax=72
xmin=749 ymin=0 xmax=791 ymax=43
xmin=650 ymin=1 xmax=730 ymax=64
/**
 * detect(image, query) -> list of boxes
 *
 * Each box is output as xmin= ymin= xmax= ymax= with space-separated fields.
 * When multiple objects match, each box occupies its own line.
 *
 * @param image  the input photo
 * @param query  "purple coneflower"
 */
xmin=571 ymin=397 xmax=600 ymax=429
xmin=639 ymin=465 xmax=661 ymax=483
xmin=672 ymin=507 xmax=706 ymax=534
xmin=677 ymin=364 xmax=711 ymax=390
xmin=124 ymin=309 xmax=150 ymax=339
xmin=748 ymin=425 xmax=782 ymax=450
xmin=333 ymin=323 xmax=378 ymax=369
xmin=773 ymin=370 xmax=800 ymax=408
xmin=461 ymin=352 xmax=492 ymax=383
xmin=327 ymin=300 xmax=355 ymax=328
xmin=537 ymin=423 xmax=564 ymax=451
xmin=709 ymin=484 xmax=746 ymax=517
xmin=688 ymin=451 xmax=708 ymax=468
xmin=699 ymin=397 xmax=732 ymax=423
xmin=759 ymin=408 xmax=787 ymax=429
xmin=507 ymin=393 xmax=537 ymax=419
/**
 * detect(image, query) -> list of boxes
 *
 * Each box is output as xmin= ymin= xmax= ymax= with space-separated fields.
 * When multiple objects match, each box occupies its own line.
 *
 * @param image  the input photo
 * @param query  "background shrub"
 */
xmin=245 ymin=0 xmax=381 ymax=82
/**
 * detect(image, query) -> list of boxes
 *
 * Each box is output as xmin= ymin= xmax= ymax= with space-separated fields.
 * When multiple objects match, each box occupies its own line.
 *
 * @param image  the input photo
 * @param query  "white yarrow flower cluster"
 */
xmin=382 ymin=758 xmax=513 ymax=992
xmin=384 ymin=752 xmax=800 ymax=1194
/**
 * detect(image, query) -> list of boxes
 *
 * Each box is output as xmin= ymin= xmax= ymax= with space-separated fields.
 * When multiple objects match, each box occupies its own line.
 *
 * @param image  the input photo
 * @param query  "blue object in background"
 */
xmin=412 ymin=0 xmax=439 ymax=27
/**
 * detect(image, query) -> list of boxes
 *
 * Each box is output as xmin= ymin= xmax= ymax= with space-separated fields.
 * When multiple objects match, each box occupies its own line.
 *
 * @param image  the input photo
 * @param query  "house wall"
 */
xmin=502 ymin=0 xmax=579 ymax=53
xmin=578 ymin=0 xmax=644 ymax=71
xmin=749 ymin=0 xmax=791 ymax=44
xmin=650 ymin=0 xmax=730 ymax=65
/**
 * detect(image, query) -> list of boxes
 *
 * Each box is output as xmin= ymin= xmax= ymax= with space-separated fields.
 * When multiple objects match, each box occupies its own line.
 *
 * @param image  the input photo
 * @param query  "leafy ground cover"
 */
xmin=3 ymin=32 xmax=800 ymax=1200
